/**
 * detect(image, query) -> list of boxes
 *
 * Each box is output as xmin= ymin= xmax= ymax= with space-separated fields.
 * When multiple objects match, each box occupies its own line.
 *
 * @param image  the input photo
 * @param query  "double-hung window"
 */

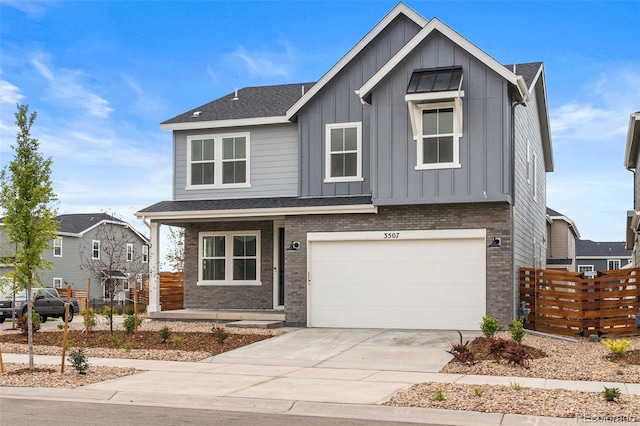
xmin=53 ymin=237 xmax=63 ymax=257
xmin=53 ymin=278 xmax=63 ymax=288
xmin=406 ymin=66 xmax=463 ymax=170
xmin=199 ymin=231 xmax=260 ymax=285
xmin=187 ymin=133 xmax=250 ymax=189
xmin=142 ymin=245 xmax=149 ymax=263
xmin=608 ymin=259 xmax=621 ymax=270
xmin=126 ymin=243 xmax=133 ymax=261
xmin=324 ymin=122 xmax=363 ymax=182
xmin=92 ymin=240 xmax=100 ymax=260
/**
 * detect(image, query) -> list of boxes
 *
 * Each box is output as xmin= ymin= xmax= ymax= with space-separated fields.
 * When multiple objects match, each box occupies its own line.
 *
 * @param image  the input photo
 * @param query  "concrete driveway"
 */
xmin=206 ymin=328 xmax=478 ymax=373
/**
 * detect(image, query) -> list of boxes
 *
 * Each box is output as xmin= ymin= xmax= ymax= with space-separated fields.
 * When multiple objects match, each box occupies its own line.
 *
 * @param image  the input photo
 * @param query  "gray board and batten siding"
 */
xmin=173 ymin=123 xmax=299 ymax=201
xmin=298 ymin=13 xmax=422 ymax=198
xmin=370 ymin=31 xmax=513 ymax=206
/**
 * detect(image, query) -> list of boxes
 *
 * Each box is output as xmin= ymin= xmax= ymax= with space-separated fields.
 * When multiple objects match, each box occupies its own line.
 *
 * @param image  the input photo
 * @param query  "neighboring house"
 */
xmin=0 ymin=213 xmax=149 ymax=306
xmin=546 ymin=208 xmax=580 ymax=271
xmin=624 ymin=111 xmax=640 ymax=267
xmin=136 ymin=3 xmax=552 ymax=329
xmin=576 ymin=240 xmax=632 ymax=277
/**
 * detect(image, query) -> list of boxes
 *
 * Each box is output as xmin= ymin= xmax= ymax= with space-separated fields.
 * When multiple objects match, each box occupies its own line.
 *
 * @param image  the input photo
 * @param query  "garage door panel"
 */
xmin=308 ymin=234 xmax=486 ymax=330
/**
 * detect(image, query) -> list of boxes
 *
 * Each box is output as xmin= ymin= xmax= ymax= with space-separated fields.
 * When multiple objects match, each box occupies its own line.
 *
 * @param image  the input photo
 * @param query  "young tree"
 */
xmin=79 ymin=221 xmax=148 ymax=333
xmin=0 ymin=104 xmax=59 ymax=371
xmin=165 ymin=226 xmax=184 ymax=271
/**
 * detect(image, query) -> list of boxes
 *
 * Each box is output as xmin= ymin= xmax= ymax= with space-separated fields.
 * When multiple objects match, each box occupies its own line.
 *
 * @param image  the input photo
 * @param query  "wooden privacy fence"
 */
xmin=520 ymin=267 xmax=640 ymax=337
xmin=57 ymin=288 xmax=88 ymax=312
xmin=159 ymin=271 xmax=184 ymax=311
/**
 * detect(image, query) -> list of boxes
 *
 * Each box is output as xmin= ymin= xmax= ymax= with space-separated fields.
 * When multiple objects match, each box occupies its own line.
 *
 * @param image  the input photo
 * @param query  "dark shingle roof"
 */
xmin=138 ymin=196 xmax=372 ymax=214
xmin=576 ymin=239 xmax=632 ymax=257
xmin=504 ymin=62 xmax=542 ymax=89
xmin=546 ymin=207 xmax=563 ymax=217
xmin=56 ymin=213 xmax=124 ymax=234
xmin=546 ymin=258 xmax=572 ymax=265
xmin=162 ymin=83 xmax=316 ymax=125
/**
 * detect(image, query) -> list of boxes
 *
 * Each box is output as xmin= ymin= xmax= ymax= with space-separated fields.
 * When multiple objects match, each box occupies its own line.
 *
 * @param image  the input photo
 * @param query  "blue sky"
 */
xmin=1 ymin=1 xmax=638 ymax=261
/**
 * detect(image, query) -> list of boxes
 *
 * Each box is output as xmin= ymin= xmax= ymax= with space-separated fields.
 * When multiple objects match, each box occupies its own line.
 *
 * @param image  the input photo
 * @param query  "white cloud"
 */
xmin=0 ymin=79 xmax=24 ymax=104
xmin=2 ymin=0 xmax=50 ymax=18
xmin=227 ymin=41 xmax=296 ymax=78
xmin=121 ymin=73 xmax=167 ymax=116
xmin=31 ymin=54 xmax=114 ymax=118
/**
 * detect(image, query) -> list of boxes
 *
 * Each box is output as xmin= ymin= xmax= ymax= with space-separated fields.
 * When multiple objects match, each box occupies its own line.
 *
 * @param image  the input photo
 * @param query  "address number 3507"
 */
xmin=383 ymin=232 xmax=400 ymax=239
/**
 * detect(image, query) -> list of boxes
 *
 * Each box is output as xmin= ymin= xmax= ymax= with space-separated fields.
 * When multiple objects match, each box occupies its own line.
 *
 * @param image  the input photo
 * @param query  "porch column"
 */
xmin=147 ymin=221 xmax=161 ymax=313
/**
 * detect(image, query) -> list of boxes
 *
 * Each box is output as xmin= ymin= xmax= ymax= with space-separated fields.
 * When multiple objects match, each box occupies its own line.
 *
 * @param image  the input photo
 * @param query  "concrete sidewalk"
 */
xmin=2 ymin=329 xmax=639 ymax=425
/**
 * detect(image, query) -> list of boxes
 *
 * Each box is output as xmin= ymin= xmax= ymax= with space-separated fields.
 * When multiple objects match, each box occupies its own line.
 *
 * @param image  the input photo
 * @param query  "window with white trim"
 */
xmin=53 ymin=278 xmax=63 ymax=288
xmin=578 ymin=265 xmax=594 ymax=274
xmin=406 ymin=67 xmax=464 ymax=170
xmin=92 ymin=240 xmax=100 ymax=260
xmin=187 ymin=133 xmax=250 ymax=188
xmin=324 ymin=122 xmax=363 ymax=182
xmin=126 ymin=243 xmax=133 ymax=261
xmin=142 ymin=245 xmax=149 ymax=263
xmin=608 ymin=259 xmax=621 ymax=270
xmin=53 ymin=237 xmax=63 ymax=257
xmin=199 ymin=231 xmax=260 ymax=285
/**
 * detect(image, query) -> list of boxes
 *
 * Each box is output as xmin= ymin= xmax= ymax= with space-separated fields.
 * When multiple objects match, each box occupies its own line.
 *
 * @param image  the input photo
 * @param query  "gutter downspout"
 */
xmin=511 ymin=97 xmax=527 ymax=321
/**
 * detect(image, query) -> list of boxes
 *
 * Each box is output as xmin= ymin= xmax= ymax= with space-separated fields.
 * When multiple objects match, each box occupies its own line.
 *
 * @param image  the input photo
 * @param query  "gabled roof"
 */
xmin=576 ymin=239 xmax=631 ymax=258
xmin=286 ymin=3 xmax=427 ymax=120
xmin=623 ymin=111 xmax=640 ymax=169
xmin=546 ymin=207 xmax=580 ymax=238
xmin=56 ymin=213 xmax=149 ymax=243
xmin=356 ymin=17 xmax=529 ymax=104
xmin=161 ymin=83 xmax=315 ymax=131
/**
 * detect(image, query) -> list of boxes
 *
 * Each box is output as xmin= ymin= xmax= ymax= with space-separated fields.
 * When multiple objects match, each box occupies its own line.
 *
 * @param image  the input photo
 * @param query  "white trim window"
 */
xmin=92 ymin=240 xmax=100 ymax=260
xmin=53 ymin=278 xmax=63 ymax=288
xmin=578 ymin=265 xmax=594 ymax=276
xmin=142 ymin=245 xmax=149 ymax=263
xmin=416 ymin=102 xmax=461 ymax=169
xmin=53 ymin=236 xmax=63 ymax=257
xmin=198 ymin=231 xmax=261 ymax=285
xmin=608 ymin=259 xmax=621 ymax=270
xmin=126 ymin=243 xmax=133 ymax=262
xmin=324 ymin=122 xmax=363 ymax=182
xmin=187 ymin=133 xmax=250 ymax=189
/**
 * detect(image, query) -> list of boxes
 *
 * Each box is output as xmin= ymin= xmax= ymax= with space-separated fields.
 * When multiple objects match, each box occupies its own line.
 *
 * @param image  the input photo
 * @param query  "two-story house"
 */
xmin=576 ymin=239 xmax=632 ymax=277
xmin=625 ymin=111 xmax=640 ymax=267
xmin=137 ymin=3 xmax=552 ymax=329
xmin=1 ymin=213 xmax=149 ymax=306
xmin=546 ymin=208 xmax=580 ymax=271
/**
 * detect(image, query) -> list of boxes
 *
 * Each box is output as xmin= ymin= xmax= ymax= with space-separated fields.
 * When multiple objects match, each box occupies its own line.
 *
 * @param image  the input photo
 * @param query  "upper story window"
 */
xmin=53 ymin=236 xmax=63 ymax=257
xmin=198 ymin=231 xmax=261 ymax=286
xmin=406 ymin=66 xmax=463 ymax=170
xmin=608 ymin=259 xmax=621 ymax=270
xmin=142 ymin=245 xmax=149 ymax=263
xmin=53 ymin=278 xmax=63 ymax=288
xmin=126 ymin=243 xmax=133 ymax=261
xmin=187 ymin=133 xmax=250 ymax=189
xmin=324 ymin=122 xmax=363 ymax=182
xmin=92 ymin=240 xmax=100 ymax=260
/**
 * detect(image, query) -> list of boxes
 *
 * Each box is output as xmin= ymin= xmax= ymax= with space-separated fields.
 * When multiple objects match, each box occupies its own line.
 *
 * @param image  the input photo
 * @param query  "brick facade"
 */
xmin=183 ymin=220 xmax=274 ymax=310
xmin=182 ymin=203 xmax=514 ymax=327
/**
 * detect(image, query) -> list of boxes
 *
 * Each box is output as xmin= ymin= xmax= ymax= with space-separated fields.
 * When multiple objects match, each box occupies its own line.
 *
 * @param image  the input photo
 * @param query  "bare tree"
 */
xmin=165 ymin=226 xmax=184 ymax=271
xmin=79 ymin=220 xmax=147 ymax=333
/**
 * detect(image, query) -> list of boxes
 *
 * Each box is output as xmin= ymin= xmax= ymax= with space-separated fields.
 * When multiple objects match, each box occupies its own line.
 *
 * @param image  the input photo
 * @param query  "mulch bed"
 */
xmin=0 ymin=329 xmax=270 ymax=355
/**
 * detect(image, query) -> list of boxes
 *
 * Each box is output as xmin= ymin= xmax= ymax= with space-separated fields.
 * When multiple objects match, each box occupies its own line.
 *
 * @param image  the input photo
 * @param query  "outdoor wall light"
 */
xmin=287 ymin=241 xmax=300 ymax=251
xmin=488 ymin=237 xmax=501 ymax=248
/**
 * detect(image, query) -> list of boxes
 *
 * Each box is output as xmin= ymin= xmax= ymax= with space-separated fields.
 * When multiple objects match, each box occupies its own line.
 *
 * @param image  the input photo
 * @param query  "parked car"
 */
xmin=0 ymin=287 xmax=79 ymax=323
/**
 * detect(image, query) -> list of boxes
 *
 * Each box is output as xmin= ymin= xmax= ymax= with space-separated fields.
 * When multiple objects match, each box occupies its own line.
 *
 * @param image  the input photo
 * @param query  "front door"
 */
xmin=278 ymin=227 xmax=285 ymax=306
xmin=273 ymin=221 xmax=285 ymax=309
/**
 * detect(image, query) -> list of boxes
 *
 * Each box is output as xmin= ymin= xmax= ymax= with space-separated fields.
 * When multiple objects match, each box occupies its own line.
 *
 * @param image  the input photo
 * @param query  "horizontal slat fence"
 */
xmin=57 ymin=288 xmax=88 ymax=312
xmin=520 ymin=267 xmax=640 ymax=337
xmin=159 ymin=271 xmax=184 ymax=311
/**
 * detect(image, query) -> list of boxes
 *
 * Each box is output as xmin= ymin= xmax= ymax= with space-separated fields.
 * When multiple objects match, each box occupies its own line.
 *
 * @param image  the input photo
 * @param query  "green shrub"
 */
xmin=480 ymin=316 xmax=503 ymax=338
xmin=100 ymin=306 xmax=112 ymax=326
xmin=601 ymin=339 xmax=631 ymax=357
xmin=17 ymin=312 xmax=41 ymax=335
xmin=67 ymin=347 xmax=90 ymax=374
xmin=159 ymin=326 xmax=171 ymax=343
xmin=125 ymin=306 xmax=135 ymax=316
xmin=173 ymin=336 xmax=181 ymax=347
xmin=109 ymin=335 xmax=119 ymax=346
xmin=80 ymin=308 xmax=97 ymax=331
xmin=473 ymin=386 xmax=483 ymax=397
xmin=602 ymin=386 xmax=621 ymax=402
xmin=123 ymin=314 xmax=143 ymax=333
xmin=123 ymin=341 xmax=132 ymax=352
xmin=509 ymin=318 xmax=526 ymax=344
xmin=432 ymin=389 xmax=445 ymax=401
xmin=212 ymin=325 xmax=228 ymax=343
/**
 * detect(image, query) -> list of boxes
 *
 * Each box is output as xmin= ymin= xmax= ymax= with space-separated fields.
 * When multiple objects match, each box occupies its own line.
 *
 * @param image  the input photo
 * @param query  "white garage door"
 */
xmin=307 ymin=229 xmax=486 ymax=330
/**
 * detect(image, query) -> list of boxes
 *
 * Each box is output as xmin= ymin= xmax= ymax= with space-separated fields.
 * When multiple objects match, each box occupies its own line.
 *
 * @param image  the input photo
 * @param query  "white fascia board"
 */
xmin=404 ymin=90 xmax=464 ymax=102
xmin=548 ymin=215 xmax=580 ymax=238
xmin=358 ymin=18 xmax=524 ymax=102
xmin=623 ymin=112 xmax=640 ymax=169
xmin=286 ymin=3 xmax=427 ymax=120
xmin=160 ymin=116 xmax=291 ymax=131
xmin=531 ymin=65 xmax=554 ymax=172
xmin=79 ymin=220 xmax=149 ymax=243
xmin=576 ymin=256 xmax=632 ymax=260
xmin=57 ymin=232 xmax=80 ymax=238
xmin=307 ymin=228 xmax=486 ymax=242
xmin=136 ymin=204 xmax=378 ymax=221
